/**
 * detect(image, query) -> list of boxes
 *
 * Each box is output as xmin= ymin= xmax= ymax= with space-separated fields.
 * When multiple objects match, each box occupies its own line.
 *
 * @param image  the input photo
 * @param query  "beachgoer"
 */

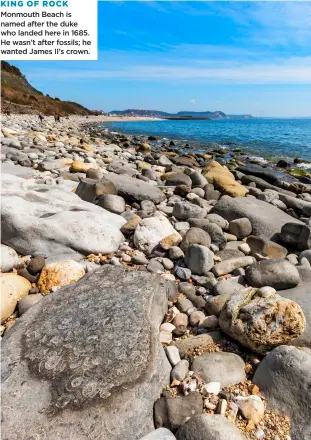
xmin=38 ymin=113 xmax=44 ymax=124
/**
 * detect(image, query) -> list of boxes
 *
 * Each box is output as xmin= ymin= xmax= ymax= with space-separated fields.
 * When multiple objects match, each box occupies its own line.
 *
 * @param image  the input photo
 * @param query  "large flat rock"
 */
xmin=1 ymin=174 xmax=126 ymax=257
xmin=1 ymin=162 xmax=37 ymax=178
xmin=105 ymin=172 xmax=166 ymax=204
xmin=212 ymin=197 xmax=302 ymax=241
xmin=1 ymin=266 xmax=171 ymax=440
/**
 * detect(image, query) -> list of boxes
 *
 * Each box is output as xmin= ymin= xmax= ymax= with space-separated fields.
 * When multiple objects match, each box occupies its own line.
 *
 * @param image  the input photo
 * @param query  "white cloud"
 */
xmin=190 ymin=99 xmax=196 ymax=104
xmin=28 ymin=56 xmax=311 ymax=84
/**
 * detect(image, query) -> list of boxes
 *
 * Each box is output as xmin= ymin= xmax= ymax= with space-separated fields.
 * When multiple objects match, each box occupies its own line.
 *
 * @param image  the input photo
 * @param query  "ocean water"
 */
xmin=104 ymin=118 xmax=311 ymax=163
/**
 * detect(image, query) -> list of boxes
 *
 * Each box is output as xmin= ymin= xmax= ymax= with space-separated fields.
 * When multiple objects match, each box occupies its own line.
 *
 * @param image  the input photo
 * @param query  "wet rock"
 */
xmin=154 ymin=391 xmax=203 ymax=433
xmin=0 ymin=244 xmax=19 ymax=272
xmin=184 ymin=245 xmax=214 ymax=276
xmin=245 ymin=259 xmax=300 ymax=290
xmin=175 ymin=414 xmax=247 ymax=440
xmin=253 ymin=345 xmax=311 ymax=440
xmin=37 ymin=260 xmax=85 ymax=294
xmin=1 ymin=266 xmax=171 ymax=440
xmin=134 ymin=216 xmax=182 ymax=255
xmin=192 ymin=352 xmax=246 ymax=386
xmin=219 ymin=287 xmax=306 ymax=354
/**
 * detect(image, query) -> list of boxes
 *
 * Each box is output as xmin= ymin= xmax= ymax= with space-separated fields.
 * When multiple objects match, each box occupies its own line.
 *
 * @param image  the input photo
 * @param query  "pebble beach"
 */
xmin=1 ymin=114 xmax=311 ymax=440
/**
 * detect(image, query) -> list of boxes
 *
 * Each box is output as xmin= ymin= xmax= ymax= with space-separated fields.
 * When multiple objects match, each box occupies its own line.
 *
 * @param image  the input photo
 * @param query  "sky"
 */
xmin=11 ymin=1 xmax=311 ymax=117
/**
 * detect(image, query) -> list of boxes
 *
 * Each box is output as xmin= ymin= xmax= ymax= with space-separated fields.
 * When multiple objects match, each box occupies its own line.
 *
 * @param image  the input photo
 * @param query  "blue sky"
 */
xmin=12 ymin=1 xmax=311 ymax=116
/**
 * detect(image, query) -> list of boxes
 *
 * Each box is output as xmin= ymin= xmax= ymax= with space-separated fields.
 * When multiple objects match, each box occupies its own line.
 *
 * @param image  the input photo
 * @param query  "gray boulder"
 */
xmin=191 ymin=352 xmax=246 ymax=386
xmin=253 ymin=346 xmax=311 ymax=440
xmin=213 ymin=197 xmax=302 ymax=241
xmin=175 ymin=414 xmax=247 ymax=440
xmin=184 ymin=244 xmax=214 ymax=276
xmin=245 ymin=259 xmax=300 ymax=290
xmin=279 ymin=266 xmax=311 ymax=347
xmin=219 ymin=287 xmax=306 ymax=354
xmin=1 ymin=174 xmax=126 ymax=257
xmin=1 ymin=266 xmax=171 ymax=440
xmin=105 ymin=172 xmax=166 ymax=204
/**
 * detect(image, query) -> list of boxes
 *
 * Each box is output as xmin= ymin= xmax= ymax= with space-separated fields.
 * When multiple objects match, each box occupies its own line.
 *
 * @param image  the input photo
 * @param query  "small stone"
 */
xmin=257 ymin=286 xmax=277 ymax=297
xmin=27 ymin=256 xmax=45 ymax=275
xmin=171 ymin=360 xmax=189 ymax=382
xmin=18 ymin=294 xmax=43 ymax=316
xmin=173 ymin=326 xmax=188 ymax=337
xmin=121 ymin=253 xmax=132 ymax=263
xmin=229 ymin=218 xmax=252 ymax=239
xmin=110 ymin=257 xmax=121 ymax=266
xmin=165 ymin=346 xmax=181 ymax=367
xmin=169 ymin=246 xmax=184 ymax=260
xmin=217 ymin=399 xmax=228 ymax=415
xmin=162 ymin=258 xmax=174 ymax=270
xmin=199 ymin=315 xmax=219 ymax=329
xmin=235 ymin=395 xmax=265 ymax=424
xmin=238 ymin=243 xmax=251 ymax=255
xmin=131 ymin=254 xmax=148 ymax=265
xmin=184 ymin=244 xmax=214 ymax=276
xmin=213 ymin=256 xmax=255 ymax=276
xmin=159 ymin=331 xmax=172 ymax=344
xmin=160 ymin=234 xmax=182 ymax=250
xmin=173 ymin=313 xmax=188 ymax=327
xmin=174 ymin=266 xmax=192 ymax=280
xmin=189 ymin=311 xmax=205 ymax=327
xmin=160 ymin=323 xmax=176 ymax=333
xmin=37 ymin=260 xmax=85 ymax=294
xmin=201 ymin=382 xmax=221 ymax=396
xmin=177 ymin=298 xmax=194 ymax=313
xmin=204 ymin=400 xmax=216 ymax=410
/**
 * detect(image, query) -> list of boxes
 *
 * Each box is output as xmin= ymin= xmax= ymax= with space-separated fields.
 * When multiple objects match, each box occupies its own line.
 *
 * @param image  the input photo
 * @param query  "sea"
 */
xmin=103 ymin=118 xmax=311 ymax=166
